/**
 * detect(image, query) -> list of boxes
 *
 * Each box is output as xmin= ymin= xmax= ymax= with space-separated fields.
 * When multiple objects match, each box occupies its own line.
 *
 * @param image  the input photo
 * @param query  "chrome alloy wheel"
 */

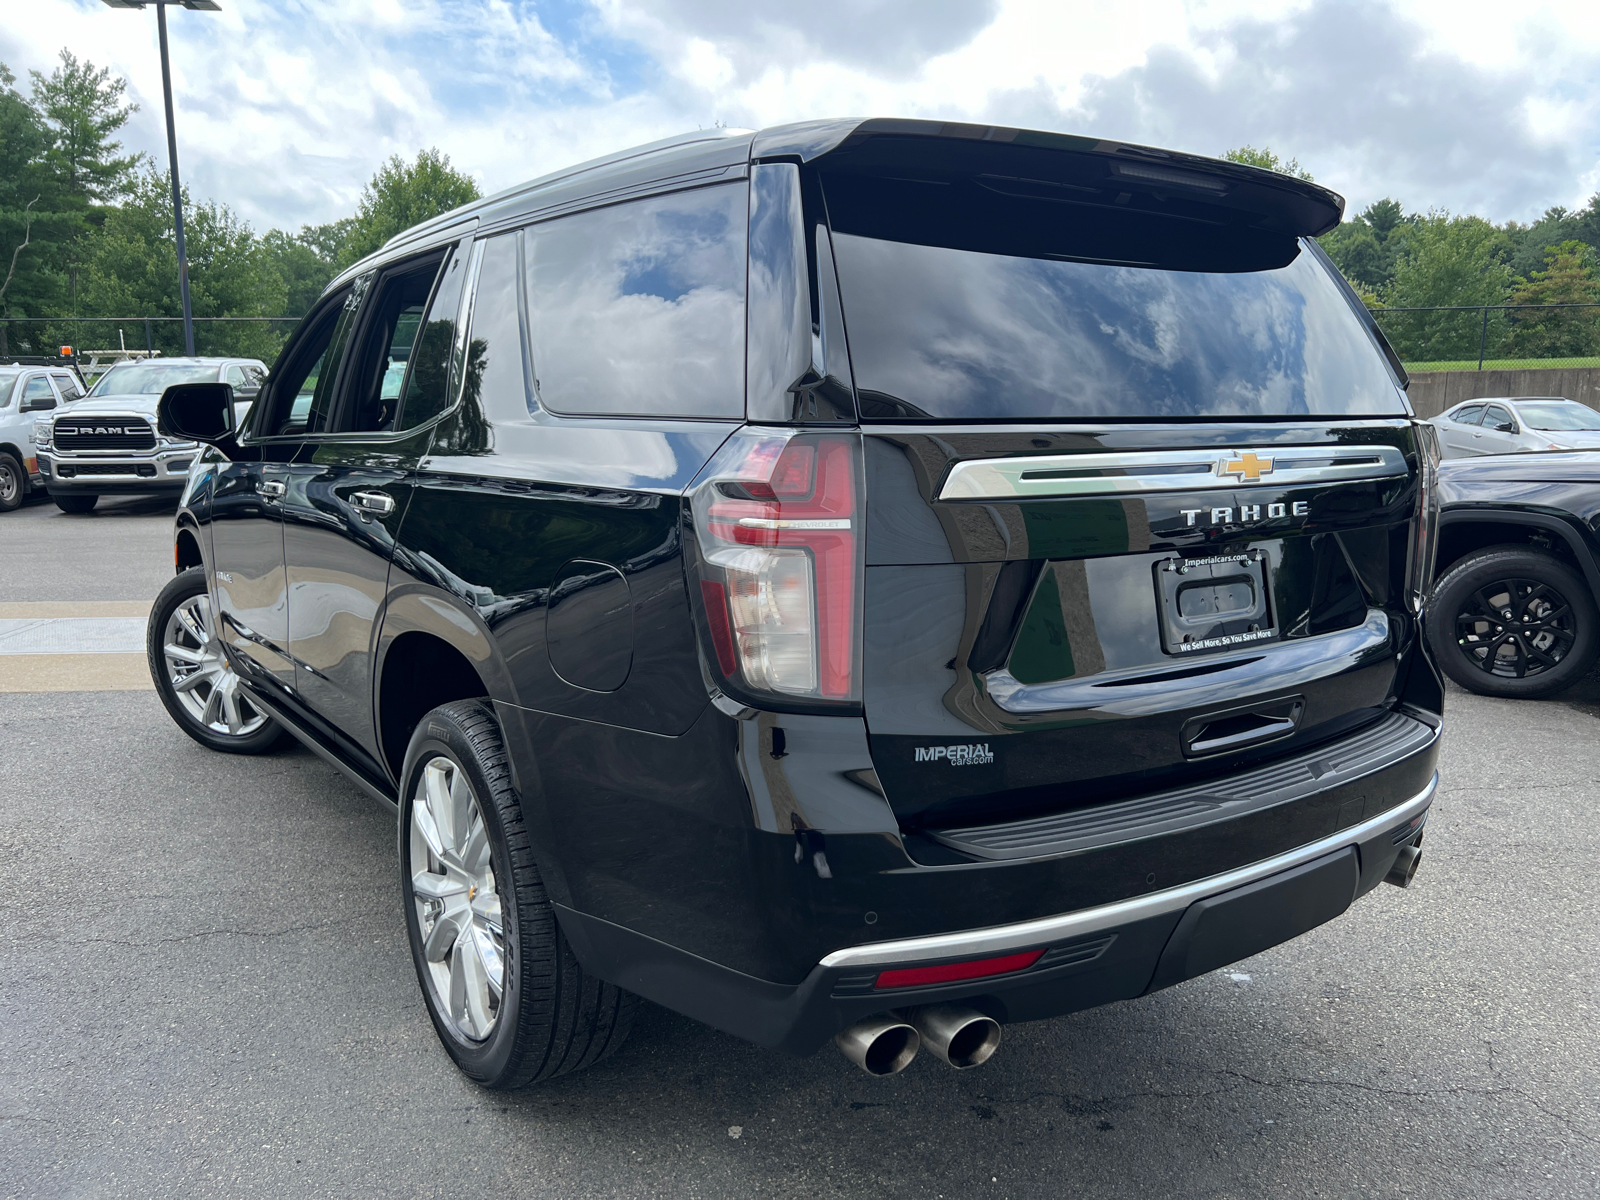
xmin=162 ymin=594 xmax=268 ymax=737
xmin=409 ymin=756 xmax=505 ymax=1042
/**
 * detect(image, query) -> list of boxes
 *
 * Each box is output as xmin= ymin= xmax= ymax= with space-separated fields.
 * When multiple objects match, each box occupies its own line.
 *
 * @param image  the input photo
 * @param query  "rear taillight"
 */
xmin=688 ymin=432 xmax=862 ymax=707
xmin=1407 ymin=422 xmax=1441 ymax=614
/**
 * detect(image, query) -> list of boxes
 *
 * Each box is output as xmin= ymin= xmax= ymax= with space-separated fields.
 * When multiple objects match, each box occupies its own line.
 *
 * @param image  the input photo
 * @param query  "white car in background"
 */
xmin=1430 ymin=396 xmax=1600 ymax=459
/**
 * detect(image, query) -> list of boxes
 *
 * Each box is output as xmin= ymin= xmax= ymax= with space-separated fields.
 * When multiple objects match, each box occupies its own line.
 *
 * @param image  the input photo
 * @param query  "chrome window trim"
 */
xmin=938 ymin=444 xmax=1409 ymax=500
xmin=817 ymin=772 xmax=1437 ymax=970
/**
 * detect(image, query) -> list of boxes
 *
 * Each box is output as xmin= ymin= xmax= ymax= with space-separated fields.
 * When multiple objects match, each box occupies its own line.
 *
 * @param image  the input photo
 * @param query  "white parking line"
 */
xmin=0 ymin=604 xmax=154 ymax=693
xmin=0 ymin=618 xmax=147 ymax=655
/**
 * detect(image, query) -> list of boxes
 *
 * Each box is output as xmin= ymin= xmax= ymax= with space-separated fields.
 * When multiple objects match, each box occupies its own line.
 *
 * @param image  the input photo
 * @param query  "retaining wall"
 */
xmin=1405 ymin=367 xmax=1600 ymax=419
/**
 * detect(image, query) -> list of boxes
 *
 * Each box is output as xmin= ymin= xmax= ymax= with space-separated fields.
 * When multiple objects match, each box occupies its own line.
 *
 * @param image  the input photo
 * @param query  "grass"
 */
xmin=1405 ymin=356 xmax=1600 ymax=373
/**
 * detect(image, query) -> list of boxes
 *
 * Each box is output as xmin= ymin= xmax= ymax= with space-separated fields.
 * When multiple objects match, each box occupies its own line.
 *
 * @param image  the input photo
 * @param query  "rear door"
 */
xmin=1439 ymin=404 xmax=1483 ymax=457
xmin=281 ymin=245 xmax=468 ymax=765
xmin=818 ymin=163 xmax=1423 ymax=833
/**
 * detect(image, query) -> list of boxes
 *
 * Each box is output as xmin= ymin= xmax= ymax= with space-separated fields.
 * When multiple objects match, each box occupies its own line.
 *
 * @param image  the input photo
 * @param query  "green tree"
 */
xmin=260 ymin=227 xmax=338 ymax=318
xmin=1502 ymin=240 xmax=1600 ymax=359
xmin=1320 ymin=199 xmax=1414 ymax=295
xmin=29 ymin=49 xmax=141 ymax=204
xmin=340 ymin=148 xmax=480 ymax=267
xmin=75 ymin=169 xmax=287 ymax=359
xmin=1222 ymin=145 xmax=1315 ymax=181
xmin=0 ymin=62 xmax=79 ymax=353
xmin=1379 ymin=213 xmax=1512 ymax=361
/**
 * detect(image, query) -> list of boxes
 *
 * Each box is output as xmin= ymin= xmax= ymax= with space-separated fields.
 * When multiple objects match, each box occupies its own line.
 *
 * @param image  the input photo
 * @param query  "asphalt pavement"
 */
xmin=2 ymin=492 xmax=1597 ymax=1198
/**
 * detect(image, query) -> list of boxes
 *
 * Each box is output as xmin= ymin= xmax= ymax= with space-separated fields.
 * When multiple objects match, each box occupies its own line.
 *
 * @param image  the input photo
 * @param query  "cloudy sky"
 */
xmin=3 ymin=0 xmax=1597 ymax=235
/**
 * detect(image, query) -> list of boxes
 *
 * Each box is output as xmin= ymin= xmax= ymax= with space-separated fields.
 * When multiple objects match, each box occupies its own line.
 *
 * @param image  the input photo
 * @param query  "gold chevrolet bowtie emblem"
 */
xmin=1222 ymin=452 xmax=1274 ymax=482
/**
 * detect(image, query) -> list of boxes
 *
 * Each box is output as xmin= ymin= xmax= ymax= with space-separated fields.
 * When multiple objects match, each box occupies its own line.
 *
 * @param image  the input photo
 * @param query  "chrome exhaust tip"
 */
xmin=904 ymin=1005 xmax=1002 ymax=1070
xmin=1385 ymin=843 xmax=1422 ymax=889
xmin=835 ymin=1015 xmax=920 ymax=1076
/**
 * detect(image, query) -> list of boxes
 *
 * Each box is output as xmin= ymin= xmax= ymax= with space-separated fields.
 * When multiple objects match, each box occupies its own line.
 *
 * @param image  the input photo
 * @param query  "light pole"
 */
xmin=100 ymin=0 xmax=220 ymax=358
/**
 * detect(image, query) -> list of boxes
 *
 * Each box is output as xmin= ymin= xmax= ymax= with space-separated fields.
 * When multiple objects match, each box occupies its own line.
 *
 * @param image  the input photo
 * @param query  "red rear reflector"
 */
xmin=874 ymin=948 xmax=1046 ymax=990
xmin=699 ymin=580 xmax=737 ymax=677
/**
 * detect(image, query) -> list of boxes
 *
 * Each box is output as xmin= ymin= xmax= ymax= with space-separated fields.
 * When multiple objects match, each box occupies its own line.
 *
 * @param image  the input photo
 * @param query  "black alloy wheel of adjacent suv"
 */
xmin=1427 ymin=546 xmax=1600 ymax=698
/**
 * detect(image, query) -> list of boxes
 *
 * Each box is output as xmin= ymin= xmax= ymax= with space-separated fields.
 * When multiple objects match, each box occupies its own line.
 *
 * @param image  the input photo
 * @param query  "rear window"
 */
xmin=824 ymin=174 xmax=1406 ymax=421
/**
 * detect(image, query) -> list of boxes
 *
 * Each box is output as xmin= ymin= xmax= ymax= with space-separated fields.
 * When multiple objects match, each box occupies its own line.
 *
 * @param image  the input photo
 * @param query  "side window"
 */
xmin=340 ymin=253 xmax=449 ymax=434
xmin=1452 ymin=404 xmax=1484 ymax=426
xmin=1484 ymin=404 xmax=1515 ymax=431
xmin=225 ymin=364 xmax=248 ymax=390
xmin=22 ymin=376 xmax=56 ymax=410
xmin=524 ymin=183 xmax=747 ymax=418
xmin=52 ymin=373 xmax=83 ymax=401
xmin=263 ymin=281 xmax=362 ymax=437
xmin=395 ymin=242 xmax=471 ymax=430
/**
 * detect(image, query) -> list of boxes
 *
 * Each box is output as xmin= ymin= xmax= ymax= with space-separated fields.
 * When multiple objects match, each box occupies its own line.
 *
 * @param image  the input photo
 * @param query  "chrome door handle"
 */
xmin=352 ymin=491 xmax=396 ymax=516
xmin=259 ymin=479 xmax=286 ymax=499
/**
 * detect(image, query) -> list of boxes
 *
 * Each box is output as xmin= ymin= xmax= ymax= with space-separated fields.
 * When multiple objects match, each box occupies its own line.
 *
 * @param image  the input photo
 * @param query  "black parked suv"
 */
xmin=147 ymin=119 xmax=1444 ymax=1086
xmin=1428 ymin=453 xmax=1600 ymax=697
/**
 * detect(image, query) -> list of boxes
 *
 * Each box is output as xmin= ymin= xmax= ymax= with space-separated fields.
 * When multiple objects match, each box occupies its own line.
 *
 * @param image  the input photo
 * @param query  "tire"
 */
xmin=1426 ymin=545 xmax=1600 ymax=698
xmin=399 ymin=700 xmax=636 ymax=1089
xmin=147 ymin=567 xmax=290 ymax=753
xmin=0 ymin=452 xmax=23 ymax=512
xmin=52 ymin=493 xmax=98 ymax=513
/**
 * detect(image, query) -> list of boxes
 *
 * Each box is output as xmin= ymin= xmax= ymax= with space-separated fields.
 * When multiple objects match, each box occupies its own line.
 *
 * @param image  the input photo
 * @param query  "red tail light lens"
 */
xmin=1408 ymin=422 xmax=1441 ymax=614
xmin=689 ymin=433 xmax=862 ymax=705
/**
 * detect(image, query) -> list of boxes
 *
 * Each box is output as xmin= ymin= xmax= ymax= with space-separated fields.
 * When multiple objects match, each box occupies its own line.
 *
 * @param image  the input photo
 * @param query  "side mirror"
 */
xmin=158 ymin=381 xmax=236 ymax=444
xmin=19 ymin=396 xmax=55 ymax=413
xmin=1496 ymin=421 xmax=1516 ymax=433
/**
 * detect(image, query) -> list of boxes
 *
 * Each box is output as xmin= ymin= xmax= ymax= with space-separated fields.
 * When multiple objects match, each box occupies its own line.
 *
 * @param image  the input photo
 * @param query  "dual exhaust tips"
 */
xmin=835 ymin=1005 xmax=1001 ymax=1075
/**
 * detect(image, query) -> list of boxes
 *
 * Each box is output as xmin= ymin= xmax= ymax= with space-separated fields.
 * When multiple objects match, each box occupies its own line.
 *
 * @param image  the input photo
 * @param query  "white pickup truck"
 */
xmin=0 ymin=361 xmax=88 ymax=513
xmin=33 ymin=356 xmax=266 ymax=513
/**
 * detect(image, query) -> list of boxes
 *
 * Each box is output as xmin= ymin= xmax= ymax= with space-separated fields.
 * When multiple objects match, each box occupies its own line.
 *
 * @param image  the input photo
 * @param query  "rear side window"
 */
xmin=524 ymin=184 xmax=746 ymax=418
xmin=52 ymin=373 xmax=83 ymax=400
xmin=1451 ymin=404 xmax=1484 ymax=426
xmin=823 ymin=173 xmax=1407 ymax=421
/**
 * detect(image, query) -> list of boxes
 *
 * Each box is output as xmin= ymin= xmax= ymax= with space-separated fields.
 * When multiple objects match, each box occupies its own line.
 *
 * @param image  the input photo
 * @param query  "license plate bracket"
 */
xmin=1154 ymin=550 xmax=1276 ymax=655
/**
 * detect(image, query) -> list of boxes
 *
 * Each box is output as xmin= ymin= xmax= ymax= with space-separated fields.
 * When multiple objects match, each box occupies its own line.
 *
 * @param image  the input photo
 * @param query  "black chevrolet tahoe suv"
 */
xmin=1427 ymin=452 xmax=1600 ymax=698
xmin=145 ymin=119 xmax=1444 ymax=1086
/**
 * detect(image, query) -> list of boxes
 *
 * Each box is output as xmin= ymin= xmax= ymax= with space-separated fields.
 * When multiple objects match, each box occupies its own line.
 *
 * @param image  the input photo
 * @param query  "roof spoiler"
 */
xmin=752 ymin=118 xmax=1345 ymax=238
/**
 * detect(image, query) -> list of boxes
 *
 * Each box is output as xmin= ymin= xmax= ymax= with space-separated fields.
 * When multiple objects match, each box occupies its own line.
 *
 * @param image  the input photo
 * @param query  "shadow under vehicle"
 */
xmin=143 ymin=118 xmax=1443 ymax=1087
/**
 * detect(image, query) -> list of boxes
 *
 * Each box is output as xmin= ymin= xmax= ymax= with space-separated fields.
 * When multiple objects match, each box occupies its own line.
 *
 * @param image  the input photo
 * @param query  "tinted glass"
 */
xmin=524 ymin=183 xmax=746 ymax=418
xmin=396 ymin=242 xmax=470 ymax=430
xmin=52 ymin=373 xmax=83 ymax=400
xmin=824 ymin=175 xmax=1405 ymax=421
xmin=88 ymin=362 xmax=218 ymax=396
xmin=1451 ymin=404 xmax=1485 ymax=426
xmin=463 ymin=233 xmax=527 ymax=424
xmin=0 ymin=372 xmax=18 ymax=407
xmin=1517 ymin=403 xmax=1600 ymax=431
xmin=344 ymin=256 xmax=444 ymax=433
xmin=265 ymin=283 xmax=359 ymax=437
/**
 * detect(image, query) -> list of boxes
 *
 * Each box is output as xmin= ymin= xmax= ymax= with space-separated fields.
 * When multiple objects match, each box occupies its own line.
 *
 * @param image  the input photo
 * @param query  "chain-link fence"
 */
xmin=0 ymin=316 xmax=300 ymax=371
xmin=1368 ymin=304 xmax=1600 ymax=373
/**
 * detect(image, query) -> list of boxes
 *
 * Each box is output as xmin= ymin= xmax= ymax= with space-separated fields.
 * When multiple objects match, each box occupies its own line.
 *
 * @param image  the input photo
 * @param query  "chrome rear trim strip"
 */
xmin=938 ymin=445 xmax=1409 ymax=500
xmin=817 ymin=772 xmax=1437 ymax=970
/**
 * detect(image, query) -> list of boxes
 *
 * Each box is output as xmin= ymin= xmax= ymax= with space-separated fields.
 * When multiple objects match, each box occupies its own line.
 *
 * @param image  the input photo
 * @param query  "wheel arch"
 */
xmin=174 ymin=526 xmax=204 ymax=572
xmin=375 ymin=588 xmax=519 ymax=782
xmin=1435 ymin=509 xmax=1600 ymax=600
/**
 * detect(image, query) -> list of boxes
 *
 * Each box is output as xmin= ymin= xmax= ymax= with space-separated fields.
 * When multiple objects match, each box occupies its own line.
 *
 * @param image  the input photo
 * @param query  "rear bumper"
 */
xmin=560 ymin=771 xmax=1436 ymax=1054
